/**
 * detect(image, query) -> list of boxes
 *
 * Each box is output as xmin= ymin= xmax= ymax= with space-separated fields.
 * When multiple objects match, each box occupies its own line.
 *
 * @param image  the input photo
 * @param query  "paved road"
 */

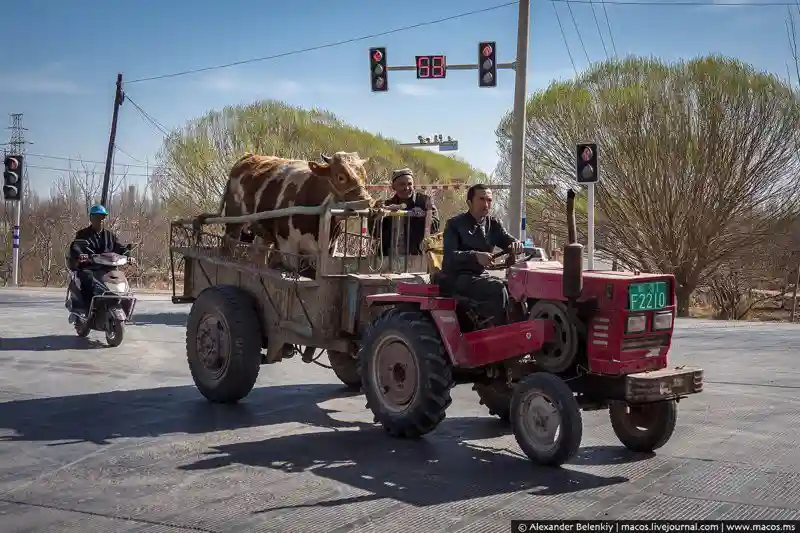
xmin=0 ymin=287 xmax=799 ymax=532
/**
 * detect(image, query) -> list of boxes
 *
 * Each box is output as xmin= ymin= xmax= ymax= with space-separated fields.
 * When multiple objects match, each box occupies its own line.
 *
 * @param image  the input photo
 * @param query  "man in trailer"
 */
xmin=438 ymin=184 xmax=522 ymax=327
xmin=370 ymin=168 xmax=440 ymax=257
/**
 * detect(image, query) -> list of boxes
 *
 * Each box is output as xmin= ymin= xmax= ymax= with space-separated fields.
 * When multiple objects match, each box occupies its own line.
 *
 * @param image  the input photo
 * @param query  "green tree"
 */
xmin=496 ymin=56 xmax=800 ymax=316
xmin=150 ymin=99 xmax=484 ymax=220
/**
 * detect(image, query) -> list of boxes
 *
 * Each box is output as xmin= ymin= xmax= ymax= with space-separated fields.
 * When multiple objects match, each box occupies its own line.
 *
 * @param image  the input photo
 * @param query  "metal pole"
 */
xmin=509 ymin=0 xmax=530 ymax=241
xmin=102 ymin=73 xmax=124 ymax=208
xmin=11 ymin=200 xmax=20 ymax=286
xmin=587 ymin=183 xmax=595 ymax=270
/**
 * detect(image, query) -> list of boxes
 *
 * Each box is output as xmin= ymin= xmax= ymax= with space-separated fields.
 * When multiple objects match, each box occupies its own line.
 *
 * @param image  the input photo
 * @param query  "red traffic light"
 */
xmin=5 ymin=157 xmax=19 ymax=170
xmin=581 ymin=147 xmax=593 ymax=162
xmin=482 ymin=44 xmax=493 ymax=57
xmin=372 ymin=50 xmax=383 ymax=62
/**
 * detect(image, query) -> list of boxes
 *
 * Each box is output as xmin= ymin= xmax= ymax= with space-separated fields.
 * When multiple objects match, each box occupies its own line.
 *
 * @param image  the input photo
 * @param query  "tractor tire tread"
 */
xmin=358 ymin=307 xmax=453 ymax=439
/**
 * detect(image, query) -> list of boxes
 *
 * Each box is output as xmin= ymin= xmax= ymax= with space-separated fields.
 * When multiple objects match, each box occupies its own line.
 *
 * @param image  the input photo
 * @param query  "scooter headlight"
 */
xmin=108 ymin=282 xmax=128 ymax=294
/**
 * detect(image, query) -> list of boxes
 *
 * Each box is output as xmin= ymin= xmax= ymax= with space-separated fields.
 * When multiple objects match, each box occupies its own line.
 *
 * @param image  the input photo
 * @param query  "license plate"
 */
xmin=629 ymin=281 xmax=668 ymax=311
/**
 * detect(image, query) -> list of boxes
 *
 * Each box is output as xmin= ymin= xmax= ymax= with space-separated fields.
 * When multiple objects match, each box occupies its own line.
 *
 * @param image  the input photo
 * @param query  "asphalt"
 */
xmin=0 ymin=287 xmax=799 ymax=532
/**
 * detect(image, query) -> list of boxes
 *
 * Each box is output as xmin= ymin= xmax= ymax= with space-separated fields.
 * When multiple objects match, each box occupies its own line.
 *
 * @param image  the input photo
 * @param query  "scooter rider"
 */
xmin=69 ymin=204 xmax=135 ymax=311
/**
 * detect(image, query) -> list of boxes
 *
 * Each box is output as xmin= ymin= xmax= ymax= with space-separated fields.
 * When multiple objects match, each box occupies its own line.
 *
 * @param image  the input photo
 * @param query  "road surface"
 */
xmin=0 ymin=288 xmax=799 ymax=532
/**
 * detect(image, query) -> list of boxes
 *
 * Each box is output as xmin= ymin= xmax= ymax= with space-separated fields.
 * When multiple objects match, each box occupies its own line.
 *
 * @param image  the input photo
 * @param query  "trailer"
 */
xmin=169 ymin=200 xmax=434 ymax=401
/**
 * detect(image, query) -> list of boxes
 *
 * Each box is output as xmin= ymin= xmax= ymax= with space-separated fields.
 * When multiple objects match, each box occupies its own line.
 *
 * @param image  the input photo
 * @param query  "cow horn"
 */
xmin=321 ymin=153 xmax=332 ymax=163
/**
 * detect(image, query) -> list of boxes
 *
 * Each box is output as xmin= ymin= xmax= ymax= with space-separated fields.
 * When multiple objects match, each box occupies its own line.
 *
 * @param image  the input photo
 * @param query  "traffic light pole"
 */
xmin=588 ymin=183 xmax=595 ymax=270
xmin=386 ymin=62 xmax=515 ymax=72
xmin=11 ymin=199 xmax=20 ymax=286
xmin=508 ymin=0 xmax=530 ymax=242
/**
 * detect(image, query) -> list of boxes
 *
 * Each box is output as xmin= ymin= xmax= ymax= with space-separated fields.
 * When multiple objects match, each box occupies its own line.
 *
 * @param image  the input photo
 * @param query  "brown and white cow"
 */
xmin=200 ymin=151 xmax=376 ymax=274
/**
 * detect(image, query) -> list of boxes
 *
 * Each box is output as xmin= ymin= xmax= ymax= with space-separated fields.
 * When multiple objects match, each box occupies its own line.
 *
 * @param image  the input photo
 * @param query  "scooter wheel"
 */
xmin=75 ymin=320 xmax=91 ymax=338
xmin=106 ymin=320 xmax=124 ymax=347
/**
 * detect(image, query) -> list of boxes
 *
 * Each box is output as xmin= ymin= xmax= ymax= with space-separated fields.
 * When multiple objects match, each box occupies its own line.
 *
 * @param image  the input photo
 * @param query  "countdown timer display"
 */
xmin=415 ymin=55 xmax=447 ymax=79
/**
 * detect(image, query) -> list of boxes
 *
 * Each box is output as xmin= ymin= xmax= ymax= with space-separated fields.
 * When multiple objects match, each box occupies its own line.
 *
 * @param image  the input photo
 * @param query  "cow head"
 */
xmin=308 ymin=152 xmax=374 ymax=209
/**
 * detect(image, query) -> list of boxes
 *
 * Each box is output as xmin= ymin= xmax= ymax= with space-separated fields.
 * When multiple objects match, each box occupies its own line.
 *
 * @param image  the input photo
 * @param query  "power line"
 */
xmin=125 ymin=95 xmax=170 ymax=136
xmin=553 ymin=2 xmax=579 ymax=76
xmin=116 ymin=145 xmax=149 ymax=165
xmin=589 ymin=0 xmax=610 ymax=60
xmin=553 ymin=0 xmax=798 ymax=4
xmin=600 ymin=0 xmax=619 ymax=59
xmin=27 ymin=163 xmax=152 ymax=178
xmin=566 ymin=0 xmax=592 ymax=65
xmin=125 ymin=1 xmax=519 ymax=83
xmin=25 ymin=152 xmax=150 ymax=169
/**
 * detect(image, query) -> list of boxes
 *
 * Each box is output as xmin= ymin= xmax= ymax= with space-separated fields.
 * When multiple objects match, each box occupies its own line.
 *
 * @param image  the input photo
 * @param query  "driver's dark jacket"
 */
xmin=69 ymin=226 xmax=127 ymax=268
xmin=441 ymin=212 xmax=515 ymax=276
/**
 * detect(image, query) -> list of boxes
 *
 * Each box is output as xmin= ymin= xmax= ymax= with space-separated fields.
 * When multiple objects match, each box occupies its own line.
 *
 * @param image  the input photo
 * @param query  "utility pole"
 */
xmin=101 ymin=73 xmax=125 ymax=209
xmin=3 ymin=114 xmax=31 ymax=287
xmin=508 ymin=0 xmax=531 ymax=241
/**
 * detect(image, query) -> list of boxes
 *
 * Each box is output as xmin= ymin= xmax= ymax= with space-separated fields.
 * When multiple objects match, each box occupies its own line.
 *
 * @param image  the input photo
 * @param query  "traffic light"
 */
xmin=3 ymin=155 xmax=23 ymax=201
xmin=576 ymin=143 xmax=598 ymax=184
xmin=369 ymin=47 xmax=388 ymax=92
xmin=478 ymin=41 xmax=497 ymax=88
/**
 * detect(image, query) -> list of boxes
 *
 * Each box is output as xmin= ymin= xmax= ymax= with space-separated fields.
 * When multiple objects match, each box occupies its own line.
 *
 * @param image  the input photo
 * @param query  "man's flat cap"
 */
xmin=391 ymin=168 xmax=413 ymax=181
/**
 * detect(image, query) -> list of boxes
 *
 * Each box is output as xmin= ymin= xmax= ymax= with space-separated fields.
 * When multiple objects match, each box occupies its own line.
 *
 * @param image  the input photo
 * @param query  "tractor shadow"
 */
xmin=0 ymin=383 xmax=363 ymax=445
xmin=0 ymin=335 xmax=106 ymax=351
xmin=179 ymin=413 xmax=630 ymax=509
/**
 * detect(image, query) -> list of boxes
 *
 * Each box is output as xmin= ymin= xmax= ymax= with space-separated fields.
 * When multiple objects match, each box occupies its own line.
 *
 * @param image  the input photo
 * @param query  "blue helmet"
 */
xmin=89 ymin=204 xmax=108 ymax=216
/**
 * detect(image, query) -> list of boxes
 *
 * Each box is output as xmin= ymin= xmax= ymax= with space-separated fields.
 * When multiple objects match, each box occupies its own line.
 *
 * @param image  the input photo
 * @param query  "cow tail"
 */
xmin=195 ymin=174 xmax=232 ymax=226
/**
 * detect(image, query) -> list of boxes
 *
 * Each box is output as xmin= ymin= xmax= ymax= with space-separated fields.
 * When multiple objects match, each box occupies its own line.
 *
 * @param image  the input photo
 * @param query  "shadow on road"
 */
xmin=179 ymin=415 xmax=629 ymax=508
xmin=0 ymin=383 xmax=361 ymax=445
xmin=0 ymin=382 xmax=635 ymax=508
xmin=130 ymin=312 xmax=188 ymax=327
xmin=0 ymin=335 xmax=106 ymax=351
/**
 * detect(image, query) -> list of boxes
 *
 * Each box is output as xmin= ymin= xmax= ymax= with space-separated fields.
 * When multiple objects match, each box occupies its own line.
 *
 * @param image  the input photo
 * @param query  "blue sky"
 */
xmin=0 ymin=0 xmax=794 ymax=196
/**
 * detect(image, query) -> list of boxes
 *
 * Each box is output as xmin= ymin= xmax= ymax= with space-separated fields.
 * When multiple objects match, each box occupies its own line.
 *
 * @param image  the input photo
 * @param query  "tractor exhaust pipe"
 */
xmin=562 ymin=189 xmax=583 ymax=302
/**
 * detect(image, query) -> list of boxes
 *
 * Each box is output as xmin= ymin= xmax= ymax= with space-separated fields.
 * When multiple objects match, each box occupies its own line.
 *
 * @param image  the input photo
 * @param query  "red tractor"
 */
xmin=357 ymin=189 xmax=703 ymax=467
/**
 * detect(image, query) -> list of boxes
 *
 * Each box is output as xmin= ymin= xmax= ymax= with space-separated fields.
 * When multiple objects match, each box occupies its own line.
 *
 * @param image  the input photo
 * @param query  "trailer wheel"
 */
xmin=474 ymin=380 xmax=513 ymax=422
xmin=511 ymin=372 xmax=583 ymax=466
xmin=358 ymin=307 xmax=453 ymax=439
xmin=186 ymin=285 xmax=263 ymax=403
xmin=609 ymin=400 xmax=677 ymax=452
xmin=327 ymin=350 xmax=362 ymax=390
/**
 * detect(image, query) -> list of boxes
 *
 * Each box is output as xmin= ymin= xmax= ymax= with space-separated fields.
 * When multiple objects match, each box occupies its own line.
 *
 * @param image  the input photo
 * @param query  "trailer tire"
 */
xmin=186 ymin=285 xmax=263 ymax=404
xmin=609 ymin=400 xmax=677 ymax=452
xmin=358 ymin=307 xmax=453 ymax=439
xmin=327 ymin=350 xmax=362 ymax=389
xmin=511 ymin=372 xmax=583 ymax=467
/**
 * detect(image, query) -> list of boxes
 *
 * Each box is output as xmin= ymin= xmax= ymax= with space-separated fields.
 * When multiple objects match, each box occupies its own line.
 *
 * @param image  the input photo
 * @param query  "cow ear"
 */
xmin=309 ymin=161 xmax=331 ymax=176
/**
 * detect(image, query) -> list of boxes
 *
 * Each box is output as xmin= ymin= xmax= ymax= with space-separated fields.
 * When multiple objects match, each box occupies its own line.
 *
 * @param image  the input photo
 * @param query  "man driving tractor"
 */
xmin=69 ymin=204 xmax=134 ymax=311
xmin=439 ymin=184 xmax=522 ymax=327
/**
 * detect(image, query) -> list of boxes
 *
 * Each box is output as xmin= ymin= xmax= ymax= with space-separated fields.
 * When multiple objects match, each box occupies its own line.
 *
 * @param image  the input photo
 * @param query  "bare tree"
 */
xmin=496 ymin=56 xmax=800 ymax=316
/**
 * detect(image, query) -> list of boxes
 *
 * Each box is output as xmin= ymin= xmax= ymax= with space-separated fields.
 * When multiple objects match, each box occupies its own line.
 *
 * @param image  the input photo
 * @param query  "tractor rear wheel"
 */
xmin=609 ymin=400 xmax=677 ymax=452
xmin=528 ymin=301 xmax=579 ymax=374
xmin=511 ymin=372 xmax=583 ymax=466
xmin=474 ymin=380 xmax=513 ymax=422
xmin=327 ymin=350 xmax=362 ymax=390
xmin=358 ymin=307 xmax=453 ymax=439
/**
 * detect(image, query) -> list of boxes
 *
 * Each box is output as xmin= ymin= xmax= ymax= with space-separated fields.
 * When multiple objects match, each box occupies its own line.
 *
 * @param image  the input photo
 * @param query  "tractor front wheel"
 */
xmin=358 ymin=307 xmax=453 ymax=439
xmin=609 ymin=400 xmax=677 ymax=453
xmin=510 ymin=372 xmax=583 ymax=466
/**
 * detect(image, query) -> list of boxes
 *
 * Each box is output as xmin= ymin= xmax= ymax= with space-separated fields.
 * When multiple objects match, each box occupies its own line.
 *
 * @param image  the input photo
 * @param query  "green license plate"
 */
xmin=628 ymin=281 xmax=668 ymax=311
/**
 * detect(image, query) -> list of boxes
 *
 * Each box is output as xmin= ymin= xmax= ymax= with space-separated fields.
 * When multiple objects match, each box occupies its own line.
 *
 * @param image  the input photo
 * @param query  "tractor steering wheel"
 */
xmin=485 ymin=248 xmax=538 ymax=270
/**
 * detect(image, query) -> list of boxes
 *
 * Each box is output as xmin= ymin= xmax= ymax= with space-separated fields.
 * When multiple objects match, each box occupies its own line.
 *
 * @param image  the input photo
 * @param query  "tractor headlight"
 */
xmin=653 ymin=311 xmax=673 ymax=331
xmin=626 ymin=314 xmax=647 ymax=334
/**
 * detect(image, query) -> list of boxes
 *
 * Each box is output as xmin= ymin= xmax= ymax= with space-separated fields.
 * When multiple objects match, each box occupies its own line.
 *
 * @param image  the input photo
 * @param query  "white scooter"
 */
xmin=65 ymin=240 xmax=138 ymax=347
